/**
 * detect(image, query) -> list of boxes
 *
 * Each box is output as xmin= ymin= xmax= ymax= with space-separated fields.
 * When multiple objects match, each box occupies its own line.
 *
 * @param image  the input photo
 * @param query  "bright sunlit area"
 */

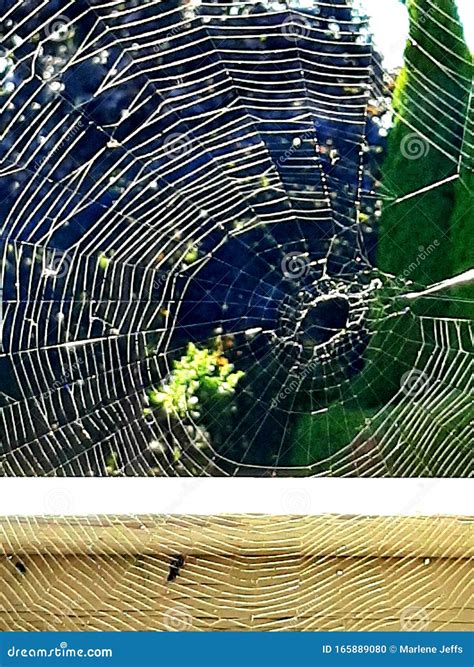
xmin=357 ymin=0 xmax=474 ymax=68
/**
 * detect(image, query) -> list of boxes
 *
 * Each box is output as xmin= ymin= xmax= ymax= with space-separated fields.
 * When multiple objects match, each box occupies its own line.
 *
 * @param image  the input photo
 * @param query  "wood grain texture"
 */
xmin=1 ymin=515 xmax=472 ymax=557
xmin=0 ymin=515 xmax=472 ymax=631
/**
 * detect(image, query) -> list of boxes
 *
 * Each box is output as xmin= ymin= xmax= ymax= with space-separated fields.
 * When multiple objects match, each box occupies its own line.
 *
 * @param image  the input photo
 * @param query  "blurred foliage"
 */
xmin=450 ymin=91 xmax=474 ymax=319
xmin=367 ymin=390 xmax=473 ymax=477
xmin=289 ymin=403 xmax=378 ymax=468
xmin=288 ymin=306 xmax=421 ymax=469
xmin=377 ymin=0 xmax=472 ymax=314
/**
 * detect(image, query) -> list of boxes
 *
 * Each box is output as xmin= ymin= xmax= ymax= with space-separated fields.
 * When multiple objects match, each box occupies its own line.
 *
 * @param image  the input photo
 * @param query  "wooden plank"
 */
xmin=1 ymin=515 xmax=472 ymax=558
xmin=0 ymin=553 xmax=471 ymax=632
xmin=0 ymin=515 xmax=471 ymax=632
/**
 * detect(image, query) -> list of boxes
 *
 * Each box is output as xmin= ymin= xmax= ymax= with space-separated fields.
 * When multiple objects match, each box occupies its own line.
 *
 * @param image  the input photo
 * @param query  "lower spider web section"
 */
xmin=288 ymin=314 xmax=472 ymax=478
xmin=0 ymin=257 xmax=472 ymax=479
xmin=0 ymin=274 xmax=471 ymax=477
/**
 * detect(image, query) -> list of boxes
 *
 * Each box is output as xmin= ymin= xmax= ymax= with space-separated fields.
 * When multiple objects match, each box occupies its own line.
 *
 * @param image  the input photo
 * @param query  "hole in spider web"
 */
xmin=301 ymin=297 xmax=350 ymax=345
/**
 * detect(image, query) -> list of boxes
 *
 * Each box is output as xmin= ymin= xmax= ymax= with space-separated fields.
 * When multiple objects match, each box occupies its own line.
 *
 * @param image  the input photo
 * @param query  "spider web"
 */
xmin=0 ymin=0 xmax=472 ymax=477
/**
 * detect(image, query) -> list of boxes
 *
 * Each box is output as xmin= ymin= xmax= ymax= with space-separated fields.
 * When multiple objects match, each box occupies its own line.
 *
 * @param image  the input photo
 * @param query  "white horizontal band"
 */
xmin=0 ymin=478 xmax=471 ymax=517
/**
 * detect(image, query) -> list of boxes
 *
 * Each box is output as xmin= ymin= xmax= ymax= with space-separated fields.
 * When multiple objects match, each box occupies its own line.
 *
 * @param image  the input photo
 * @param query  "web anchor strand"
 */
xmin=402 ymin=269 xmax=474 ymax=301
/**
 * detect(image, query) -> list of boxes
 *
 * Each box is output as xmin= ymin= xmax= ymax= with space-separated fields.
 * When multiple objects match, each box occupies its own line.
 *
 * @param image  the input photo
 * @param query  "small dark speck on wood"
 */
xmin=167 ymin=554 xmax=185 ymax=582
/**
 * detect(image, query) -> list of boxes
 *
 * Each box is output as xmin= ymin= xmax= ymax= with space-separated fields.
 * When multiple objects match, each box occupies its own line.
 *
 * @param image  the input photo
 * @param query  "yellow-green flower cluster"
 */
xmin=149 ymin=342 xmax=244 ymax=418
